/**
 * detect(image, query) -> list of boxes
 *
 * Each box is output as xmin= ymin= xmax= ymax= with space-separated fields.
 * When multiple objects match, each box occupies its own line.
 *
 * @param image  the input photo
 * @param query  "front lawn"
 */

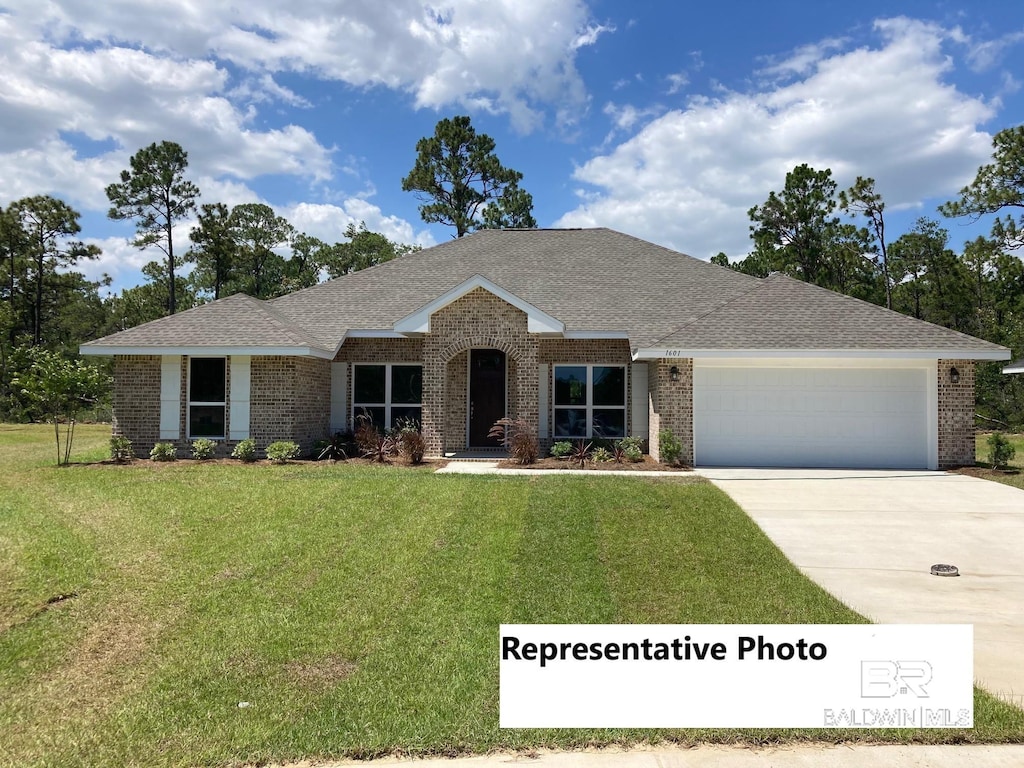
xmin=2 ymin=425 xmax=1022 ymax=767
xmin=972 ymin=432 xmax=1024 ymax=490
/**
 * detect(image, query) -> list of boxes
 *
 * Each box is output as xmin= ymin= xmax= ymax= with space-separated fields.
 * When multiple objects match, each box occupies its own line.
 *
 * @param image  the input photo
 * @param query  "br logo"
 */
xmin=861 ymin=661 xmax=933 ymax=698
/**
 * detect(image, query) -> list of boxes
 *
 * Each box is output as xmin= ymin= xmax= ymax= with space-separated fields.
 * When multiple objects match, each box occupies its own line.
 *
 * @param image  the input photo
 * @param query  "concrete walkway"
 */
xmin=435 ymin=461 xmax=688 ymax=477
xmin=306 ymin=743 xmax=1024 ymax=768
xmin=696 ymin=469 xmax=1024 ymax=707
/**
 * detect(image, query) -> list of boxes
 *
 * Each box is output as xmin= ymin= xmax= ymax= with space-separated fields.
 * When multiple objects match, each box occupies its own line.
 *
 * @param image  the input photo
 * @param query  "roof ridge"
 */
xmin=647 ymin=275 xmax=770 ymax=347
xmin=249 ymin=296 xmax=326 ymax=347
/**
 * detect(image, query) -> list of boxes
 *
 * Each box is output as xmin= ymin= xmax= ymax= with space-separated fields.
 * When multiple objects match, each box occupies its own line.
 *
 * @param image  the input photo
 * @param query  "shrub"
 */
xmin=396 ymin=419 xmax=425 ymax=465
xmin=231 ymin=438 xmax=257 ymax=463
xmin=355 ymin=421 xmax=382 ymax=453
xmin=150 ymin=442 xmax=177 ymax=462
xmin=987 ymin=432 xmax=1016 ymax=470
xmin=266 ymin=440 xmax=301 ymax=464
xmin=191 ymin=438 xmax=217 ymax=460
xmin=109 ymin=435 xmax=134 ymax=463
xmin=488 ymin=417 xmax=539 ymax=465
xmin=317 ymin=432 xmax=350 ymax=461
xmin=659 ymin=428 xmax=683 ymax=465
xmin=550 ymin=440 xmax=573 ymax=459
xmin=570 ymin=438 xmax=592 ymax=468
xmin=592 ymin=446 xmax=613 ymax=463
xmin=618 ymin=436 xmax=644 ymax=462
xmin=355 ymin=422 xmax=396 ymax=463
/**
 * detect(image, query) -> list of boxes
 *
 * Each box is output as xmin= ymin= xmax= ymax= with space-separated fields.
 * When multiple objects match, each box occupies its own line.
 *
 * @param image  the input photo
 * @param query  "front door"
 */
xmin=468 ymin=349 xmax=506 ymax=447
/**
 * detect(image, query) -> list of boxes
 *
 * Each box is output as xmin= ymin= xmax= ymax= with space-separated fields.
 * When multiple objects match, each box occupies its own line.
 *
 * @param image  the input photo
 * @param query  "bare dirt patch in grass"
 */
xmin=5 ymin=601 xmax=169 ymax=759
xmin=284 ymin=655 xmax=358 ymax=689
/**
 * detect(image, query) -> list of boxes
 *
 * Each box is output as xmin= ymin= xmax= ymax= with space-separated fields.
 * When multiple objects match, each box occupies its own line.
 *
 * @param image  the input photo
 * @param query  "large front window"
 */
xmin=188 ymin=357 xmax=226 ymax=438
xmin=352 ymin=364 xmax=422 ymax=430
xmin=553 ymin=364 xmax=626 ymax=438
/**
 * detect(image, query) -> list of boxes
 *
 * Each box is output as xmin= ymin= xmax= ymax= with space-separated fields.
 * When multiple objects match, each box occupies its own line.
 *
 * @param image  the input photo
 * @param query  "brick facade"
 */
xmin=937 ymin=358 xmax=975 ymax=469
xmin=110 ymin=304 xmax=981 ymax=468
xmin=647 ymin=358 xmax=693 ymax=464
xmin=111 ymin=354 xmax=330 ymax=458
xmin=250 ymin=355 xmax=331 ymax=454
xmin=112 ymin=355 xmax=161 ymax=455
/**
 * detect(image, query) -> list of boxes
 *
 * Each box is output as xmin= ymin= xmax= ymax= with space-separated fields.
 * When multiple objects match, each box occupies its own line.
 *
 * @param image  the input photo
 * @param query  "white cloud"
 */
xmin=666 ymin=72 xmax=689 ymax=95
xmin=963 ymin=28 xmax=1024 ymax=72
xmin=11 ymin=0 xmax=605 ymax=131
xmin=757 ymin=37 xmax=848 ymax=79
xmin=0 ymin=11 xmax=335 ymax=212
xmin=76 ymin=236 xmax=163 ymax=294
xmin=286 ymin=201 xmax=436 ymax=249
xmin=603 ymin=102 xmax=663 ymax=132
xmin=573 ymin=24 xmax=615 ymax=50
xmin=557 ymin=18 xmax=996 ymax=260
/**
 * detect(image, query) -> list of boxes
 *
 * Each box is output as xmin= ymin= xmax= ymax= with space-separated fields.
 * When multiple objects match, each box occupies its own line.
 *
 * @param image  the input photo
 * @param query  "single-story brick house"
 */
xmin=81 ymin=228 xmax=1010 ymax=468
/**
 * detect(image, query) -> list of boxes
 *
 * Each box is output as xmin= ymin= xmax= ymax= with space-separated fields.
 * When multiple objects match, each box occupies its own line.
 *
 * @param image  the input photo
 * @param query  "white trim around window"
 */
xmin=552 ymin=363 xmax=628 ymax=439
xmin=351 ymin=362 xmax=423 ymax=432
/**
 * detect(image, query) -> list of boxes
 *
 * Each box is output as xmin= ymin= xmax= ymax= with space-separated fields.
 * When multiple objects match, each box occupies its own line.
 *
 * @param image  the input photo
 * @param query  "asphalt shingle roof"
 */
xmin=650 ymin=274 xmax=1006 ymax=352
xmin=82 ymin=293 xmax=329 ymax=351
xmin=268 ymin=227 xmax=761 ymax=350
xmin=82 ymin=228 xmax=1008 ymax=357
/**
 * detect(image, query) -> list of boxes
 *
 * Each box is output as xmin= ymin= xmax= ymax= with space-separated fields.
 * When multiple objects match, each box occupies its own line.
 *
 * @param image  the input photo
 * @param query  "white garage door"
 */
xmin=693 ymin=365 xmax=930 ymax=468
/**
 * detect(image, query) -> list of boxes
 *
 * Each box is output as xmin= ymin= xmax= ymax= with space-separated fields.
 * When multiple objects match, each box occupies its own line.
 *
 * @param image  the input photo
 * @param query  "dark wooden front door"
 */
xmin=469 ymin=349 xmax=506 ymax=447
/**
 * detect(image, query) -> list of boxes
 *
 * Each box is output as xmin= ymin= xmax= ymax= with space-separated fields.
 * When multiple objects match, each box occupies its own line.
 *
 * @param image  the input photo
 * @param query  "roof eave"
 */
xmin=79 ymin=344 xmax=335 ymax=359
xmin=632 ymin=347 xmax=1012 ymax=361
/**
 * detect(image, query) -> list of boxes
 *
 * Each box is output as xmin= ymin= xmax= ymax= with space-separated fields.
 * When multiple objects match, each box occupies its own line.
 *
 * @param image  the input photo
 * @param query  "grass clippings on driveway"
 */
xmin=1 ymin=424 xmax=1022 ymax=768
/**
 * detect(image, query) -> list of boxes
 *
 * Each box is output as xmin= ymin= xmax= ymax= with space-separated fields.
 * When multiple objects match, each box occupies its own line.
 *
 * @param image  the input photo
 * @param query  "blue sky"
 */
xmin=1 ymin=1 xmax=1022 ymax=295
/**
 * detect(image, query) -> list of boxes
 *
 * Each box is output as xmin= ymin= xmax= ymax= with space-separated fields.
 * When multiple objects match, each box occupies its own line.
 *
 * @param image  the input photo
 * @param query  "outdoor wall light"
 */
xmin=670 ymin=365 xmax=680 ymax=382
xmin=949 ymin=366 xmax=960 ymax=384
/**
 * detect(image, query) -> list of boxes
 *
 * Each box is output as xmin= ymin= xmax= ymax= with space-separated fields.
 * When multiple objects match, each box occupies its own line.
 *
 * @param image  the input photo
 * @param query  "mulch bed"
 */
xmin=496 ymin=456 xmax=691 ymax=471
xmin=954 ymin=466 xmax=1020 ymax=479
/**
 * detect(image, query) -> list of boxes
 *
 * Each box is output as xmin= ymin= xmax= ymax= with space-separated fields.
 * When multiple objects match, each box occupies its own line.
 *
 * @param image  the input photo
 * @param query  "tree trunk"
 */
xmin=167 ymin=216 xmax=176 ymax=315
xmin=34 ymin=249 xmax=43 ymax=345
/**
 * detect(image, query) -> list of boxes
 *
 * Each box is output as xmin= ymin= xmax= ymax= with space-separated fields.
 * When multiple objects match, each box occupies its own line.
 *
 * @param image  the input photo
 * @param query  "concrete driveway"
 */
xmin=696 ymin=468 xmax=1024 ymax=707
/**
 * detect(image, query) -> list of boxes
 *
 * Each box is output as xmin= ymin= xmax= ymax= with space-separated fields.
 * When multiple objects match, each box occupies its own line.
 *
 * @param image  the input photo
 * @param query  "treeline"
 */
xmin=713 ymin=126 xmax=1024 ymax=428
xmin=0 ymin=140 xmax=417 ymax=420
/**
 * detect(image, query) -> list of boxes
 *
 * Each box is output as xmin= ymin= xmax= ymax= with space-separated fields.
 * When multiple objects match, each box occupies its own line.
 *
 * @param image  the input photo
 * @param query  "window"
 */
xmin=553 ymin=365 xmax=626 ymax=438
xmin=352 ymin=364 xmax=422 ymax=430
xmin=188 ymin=357 xmax=226 ymax=438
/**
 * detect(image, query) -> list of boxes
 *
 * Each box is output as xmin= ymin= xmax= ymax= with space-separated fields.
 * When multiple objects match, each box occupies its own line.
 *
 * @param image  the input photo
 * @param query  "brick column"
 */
xmin=648 ymin=358 xmax=693 ymax=465
xmin=937 ymin=359 xmax=975 ymax=469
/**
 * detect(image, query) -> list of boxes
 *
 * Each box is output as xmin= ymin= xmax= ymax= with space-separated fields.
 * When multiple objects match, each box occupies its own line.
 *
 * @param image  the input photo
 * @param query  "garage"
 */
xmin=693 ymin=362 xmax=933 ymax=469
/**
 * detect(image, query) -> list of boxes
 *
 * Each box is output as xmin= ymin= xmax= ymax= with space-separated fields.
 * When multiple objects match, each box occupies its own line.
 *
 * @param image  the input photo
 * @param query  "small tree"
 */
xmin=15 ymin=348 xmax=110 ymax=466
xmin=987 ymin=432 xmax=1016 ymax=470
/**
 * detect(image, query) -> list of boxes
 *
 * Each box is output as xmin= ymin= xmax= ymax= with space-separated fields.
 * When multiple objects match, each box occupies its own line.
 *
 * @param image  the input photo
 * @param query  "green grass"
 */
xmin=1 ymin=424 xmax=1022 ymax=767
xmin=973 ymin=432 xmax=1024 ymax=490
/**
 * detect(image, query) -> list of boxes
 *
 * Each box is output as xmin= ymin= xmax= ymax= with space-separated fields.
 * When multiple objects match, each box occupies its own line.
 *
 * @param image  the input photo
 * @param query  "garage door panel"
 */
xmin=694 ymin=366 xmax=929 ymax=468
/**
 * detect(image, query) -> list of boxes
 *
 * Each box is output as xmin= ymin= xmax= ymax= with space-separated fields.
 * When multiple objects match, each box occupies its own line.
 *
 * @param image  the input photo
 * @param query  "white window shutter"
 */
xmin=630 ymin=362 xmax=648 ymax=439
xmin=159 ymin=356 xmax=181 ymax=439
xmin=229 ymin=356 xmax=251 ymax=440
xmin=538 ymin=363 xmax=549 ymax=438
xmin=331 ymin=362 xmax=348 ymax=433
